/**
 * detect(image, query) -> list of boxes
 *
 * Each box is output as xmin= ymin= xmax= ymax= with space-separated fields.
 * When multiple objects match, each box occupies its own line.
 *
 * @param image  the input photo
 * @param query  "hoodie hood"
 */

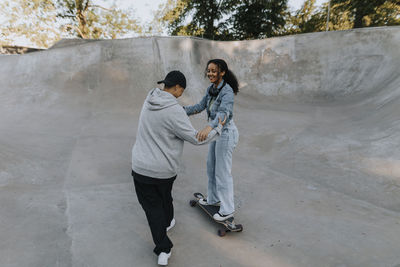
xmin=146 ymin=88 xmax=178 ymax=111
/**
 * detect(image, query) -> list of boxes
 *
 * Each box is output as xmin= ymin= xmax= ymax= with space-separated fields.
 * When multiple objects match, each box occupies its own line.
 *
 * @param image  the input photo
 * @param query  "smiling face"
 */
xmin=207 ymin=63 xmax=225 ymax=86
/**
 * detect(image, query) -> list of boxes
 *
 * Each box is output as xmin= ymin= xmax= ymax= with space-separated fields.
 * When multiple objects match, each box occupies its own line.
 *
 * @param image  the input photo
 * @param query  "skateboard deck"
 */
xmin=190 ymin=192 xmax=243 ymax=236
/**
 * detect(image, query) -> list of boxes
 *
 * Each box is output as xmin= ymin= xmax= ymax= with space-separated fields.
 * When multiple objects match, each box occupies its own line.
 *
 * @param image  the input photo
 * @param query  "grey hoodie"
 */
xmin=132 ymin=88 xmax=222 ymax=179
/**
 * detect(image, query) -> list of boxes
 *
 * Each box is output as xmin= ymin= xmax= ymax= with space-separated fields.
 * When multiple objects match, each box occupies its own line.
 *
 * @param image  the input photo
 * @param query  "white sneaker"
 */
xmin=213 ymin=212 xmax=234 ymax=221
xmin=158 ymin=252 xmax=171 ymax=266
xmin=199 ymin=198 xmax=220 ymax=206
xmin=166 ymin=218 xmax=175 ymax=232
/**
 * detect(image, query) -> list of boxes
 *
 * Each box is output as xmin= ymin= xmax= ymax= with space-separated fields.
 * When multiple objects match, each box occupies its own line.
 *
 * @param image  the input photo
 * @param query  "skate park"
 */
xmin=1 ymin=25 xmax=400 ymax=266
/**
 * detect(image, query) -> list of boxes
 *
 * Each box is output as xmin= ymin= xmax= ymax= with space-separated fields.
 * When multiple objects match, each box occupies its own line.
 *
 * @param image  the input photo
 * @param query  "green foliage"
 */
xmin=284 ymin=0 xmax=399 ymax=34
xmin=321 ymin=0 xmax=400 ymax=30
xmin=156 ymin=0 xmax=239 ymax=40
xmin=230 ymin=0 xmax=289 ymax=39
xmin=56 ymin=0 xmax=142 ymax=39
xmin=0 ymin=0 xmax=142 ymax=48
xmin=148 ymin=0 xmax=188 ymax=36
xmin=324 ymin=1 xmax=353 ymax=31
xmin=366 ymin=1 xmax=400 ymax=26
xmin=155 ymin=0 xmax=399 ymax=38
xmin=330 ymin=0 xmax=397 ymax=28
xmin=2 ymin=0 xmax=399 ymax=47
xmin=156 ymin=0 xmax=288 ymax=40
xmin=0 ymin=0 xmax=59 ymax=48
xmin=286 ymin=0 xmax=325 ymax=34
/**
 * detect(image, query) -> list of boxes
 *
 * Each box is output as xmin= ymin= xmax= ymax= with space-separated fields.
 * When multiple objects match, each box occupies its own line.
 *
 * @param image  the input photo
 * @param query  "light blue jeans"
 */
xmin=206 ymin=120 xmax=239 ymax=215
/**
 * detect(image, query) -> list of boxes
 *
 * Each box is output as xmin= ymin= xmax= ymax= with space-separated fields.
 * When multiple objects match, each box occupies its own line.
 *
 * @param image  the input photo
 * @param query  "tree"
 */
xmin=151 ymin=0 xmax=188 ymax=36
xmin=285 ymin=0 xmax=325 ymax=34
xmin=156 ymin=0 xmax=290 ymax=40
xmin=284 ymin=0 xmax=395 ymax=34
xmin=366 ymin=1 xmax=400 ymax=27
xmin=56 ymin=0 xmax=142 ymax=39
xmin=157 ymin=0 xmax=239 ymax=40
xmin=230 ymin=0 xmax=289 ymax=39
xmin=331 ymin=0 xmax=394 ymax=28
xmin=323 ymin=0 xmax=353 ymax=31
xmin=0 ymin=0 xmax=59 ymax=48
xmin=0 ymin=0 xmax=142 ymax=48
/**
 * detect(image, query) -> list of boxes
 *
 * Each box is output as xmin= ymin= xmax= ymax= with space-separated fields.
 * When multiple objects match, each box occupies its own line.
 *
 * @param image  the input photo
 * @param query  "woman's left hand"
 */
xmin=197 ymin=126 xmax=213 ymax=142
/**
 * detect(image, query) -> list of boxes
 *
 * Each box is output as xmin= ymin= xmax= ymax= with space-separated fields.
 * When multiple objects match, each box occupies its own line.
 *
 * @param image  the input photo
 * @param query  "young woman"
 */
xmin=184 ymin=59 xmax=239 ymax=221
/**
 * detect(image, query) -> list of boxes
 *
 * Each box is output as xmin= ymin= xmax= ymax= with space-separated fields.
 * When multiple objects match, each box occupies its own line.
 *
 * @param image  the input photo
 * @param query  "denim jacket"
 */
xmin=184 ymin=80 xmax=234 ymax=128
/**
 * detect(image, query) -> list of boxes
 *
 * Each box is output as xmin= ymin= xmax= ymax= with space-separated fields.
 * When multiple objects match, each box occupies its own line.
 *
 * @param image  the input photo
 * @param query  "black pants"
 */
xmin=132 ymin=170 xmax=175 ymax=255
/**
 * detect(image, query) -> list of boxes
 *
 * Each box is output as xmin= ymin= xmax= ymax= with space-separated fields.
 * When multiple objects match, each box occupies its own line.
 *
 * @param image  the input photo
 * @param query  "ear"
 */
xmin=221 ymin=70 xmax=226 ymax=77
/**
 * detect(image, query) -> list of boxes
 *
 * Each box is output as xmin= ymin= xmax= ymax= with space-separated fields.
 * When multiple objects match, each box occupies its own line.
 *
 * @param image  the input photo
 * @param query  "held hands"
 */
xmin=219 ymin=116 xmax=227 ymax=126
xmin=196 ymin=116 xmax=227 ymax=142
xmin=196 ymin=126 xmax=212 ymax=142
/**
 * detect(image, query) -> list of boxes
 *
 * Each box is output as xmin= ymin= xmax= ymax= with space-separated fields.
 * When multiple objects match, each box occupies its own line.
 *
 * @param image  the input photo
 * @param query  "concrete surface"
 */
xmin=1 ymin=26 xmax=400 ymax=267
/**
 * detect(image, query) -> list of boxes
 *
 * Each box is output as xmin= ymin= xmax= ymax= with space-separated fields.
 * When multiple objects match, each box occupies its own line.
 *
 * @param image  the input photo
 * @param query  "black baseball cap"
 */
xmin=157 ymin=70 xmax=186 ymax=89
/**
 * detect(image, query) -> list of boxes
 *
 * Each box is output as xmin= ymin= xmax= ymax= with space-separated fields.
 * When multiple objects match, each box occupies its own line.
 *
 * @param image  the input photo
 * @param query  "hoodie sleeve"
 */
xmin=171 ymin=107 xmax=221 ymax=145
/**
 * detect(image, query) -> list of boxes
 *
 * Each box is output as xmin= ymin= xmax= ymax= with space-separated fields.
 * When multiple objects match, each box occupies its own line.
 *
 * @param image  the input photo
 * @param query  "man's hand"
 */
xmin=196 ymin=126 xmax=212 ymax=142
xmin=196 ymin=116 xmax=227 ymax=142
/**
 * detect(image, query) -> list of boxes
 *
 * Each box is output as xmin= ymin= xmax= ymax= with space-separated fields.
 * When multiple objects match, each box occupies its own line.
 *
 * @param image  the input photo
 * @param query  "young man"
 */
xmin=131 ymin=70 xmax=225 ymax=266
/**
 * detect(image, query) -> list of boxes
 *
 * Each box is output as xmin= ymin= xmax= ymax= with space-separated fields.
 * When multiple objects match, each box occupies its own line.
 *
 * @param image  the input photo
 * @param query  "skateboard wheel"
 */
xmin=218 ymin=229 xmax=226 ymax=237
xmin=189 ymin=200 xmax=197 ymax=207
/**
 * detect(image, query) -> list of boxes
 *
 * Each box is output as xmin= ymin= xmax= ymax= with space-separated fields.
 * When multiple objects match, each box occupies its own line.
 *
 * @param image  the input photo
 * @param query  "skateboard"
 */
xmin=190 ymin=192 xmax=243 ymax=237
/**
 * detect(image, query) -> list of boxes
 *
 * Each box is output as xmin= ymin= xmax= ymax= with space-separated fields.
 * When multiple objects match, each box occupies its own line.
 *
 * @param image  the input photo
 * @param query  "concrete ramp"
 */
xmin=1 ymin=26 xmax=400 ymax=267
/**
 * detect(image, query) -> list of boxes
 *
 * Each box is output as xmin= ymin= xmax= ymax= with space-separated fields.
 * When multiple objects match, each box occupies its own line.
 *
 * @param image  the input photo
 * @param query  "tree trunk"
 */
xmin=76 ymin=0 xmax=90 ymax=38
xmin=204 ymin=1 xmax=216 ymax=39
xmin=353 ymin=8 xmax=364 ymax=28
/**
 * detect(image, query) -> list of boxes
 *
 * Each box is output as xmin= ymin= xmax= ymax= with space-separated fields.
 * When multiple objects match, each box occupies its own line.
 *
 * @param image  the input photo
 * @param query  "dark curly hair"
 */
xmin=205 ymin=59 xmax=239 ymax=95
